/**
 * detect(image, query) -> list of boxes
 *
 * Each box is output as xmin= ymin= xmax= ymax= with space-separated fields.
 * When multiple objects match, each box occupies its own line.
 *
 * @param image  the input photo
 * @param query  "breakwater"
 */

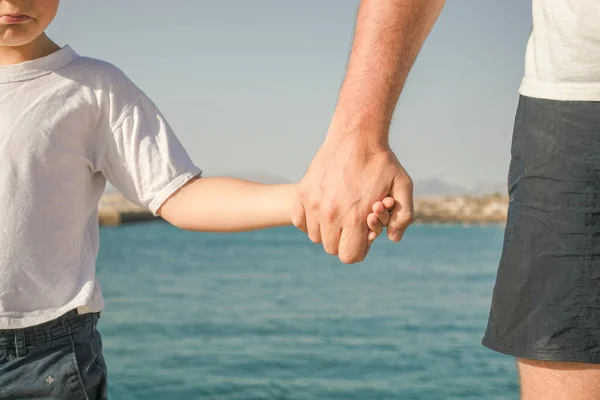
xmin=98 ymin=193 xmax=509 ymax=226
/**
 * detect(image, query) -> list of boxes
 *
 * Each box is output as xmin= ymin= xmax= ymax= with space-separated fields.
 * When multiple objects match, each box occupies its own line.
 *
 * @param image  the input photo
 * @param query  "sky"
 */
xmin=47 ymin=1 xmax=533 ymax=189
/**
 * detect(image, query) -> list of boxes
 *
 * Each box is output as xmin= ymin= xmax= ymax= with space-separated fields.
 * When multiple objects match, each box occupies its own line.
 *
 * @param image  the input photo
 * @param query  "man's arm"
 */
xmin=293 ymin=0 xmax=445 ymax=264
xmin=334 ymin=0 xmax=445 ymax=143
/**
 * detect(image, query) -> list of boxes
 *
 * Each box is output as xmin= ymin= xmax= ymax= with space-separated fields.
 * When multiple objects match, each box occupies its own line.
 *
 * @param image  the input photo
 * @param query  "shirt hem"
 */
xmin=482 ymin=336 xmax=600 ymax=364
xmin=0 ymin=291 xmax=104 ymax=330
xmin=519 ymin=78 xmax=600 ymax=102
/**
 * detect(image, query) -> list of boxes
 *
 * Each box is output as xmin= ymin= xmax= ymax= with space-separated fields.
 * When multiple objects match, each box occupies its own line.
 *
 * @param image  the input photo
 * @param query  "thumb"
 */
xmin=387 ymin=175 xmax=414 ymax=242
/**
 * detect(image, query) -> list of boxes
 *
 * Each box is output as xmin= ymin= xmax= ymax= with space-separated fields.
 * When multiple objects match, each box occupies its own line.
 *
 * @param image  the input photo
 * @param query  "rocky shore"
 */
xmin=98 ymin=193 xmax=509 ymax=226
xmin=414 ymin=194 xmax=508 ymax=224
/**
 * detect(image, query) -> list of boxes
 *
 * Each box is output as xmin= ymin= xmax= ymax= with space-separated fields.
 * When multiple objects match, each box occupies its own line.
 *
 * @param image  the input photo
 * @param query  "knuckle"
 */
xmin=298 ymin=189 xmax=320 ymax=211
xmin=403 ymin=213 xmax=415 ymax=225
xmin=393 ymin=212 xmax=414 ymax=227
xmin=309 ymin=197 xmax=321 ymax=211
xmin=322 ymin=204 xmax=338 ymax=223
xmin=297 ymin=186 xmax=309 ymax=202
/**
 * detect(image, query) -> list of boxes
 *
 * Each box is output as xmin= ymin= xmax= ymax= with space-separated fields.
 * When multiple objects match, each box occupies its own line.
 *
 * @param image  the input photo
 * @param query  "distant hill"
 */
xmin=413 ymin=178 xmax=468 ymax=197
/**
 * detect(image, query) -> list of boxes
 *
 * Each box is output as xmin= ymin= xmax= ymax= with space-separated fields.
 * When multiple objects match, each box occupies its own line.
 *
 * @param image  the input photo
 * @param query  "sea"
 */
xmin=97 ymin=222 xmax=519 ymax=400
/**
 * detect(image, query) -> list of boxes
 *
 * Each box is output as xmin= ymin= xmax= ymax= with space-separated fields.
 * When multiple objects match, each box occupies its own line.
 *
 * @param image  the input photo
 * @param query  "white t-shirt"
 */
xmin=0 ymin=46 xmax=202 ymax=329
xmin=520 ymin=0 xmax=600 ymax=101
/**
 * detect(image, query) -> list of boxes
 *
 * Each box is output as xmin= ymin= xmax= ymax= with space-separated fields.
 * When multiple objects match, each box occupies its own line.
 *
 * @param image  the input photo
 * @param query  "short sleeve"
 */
xmin=101 ymin=93 xmax=202 ymax=215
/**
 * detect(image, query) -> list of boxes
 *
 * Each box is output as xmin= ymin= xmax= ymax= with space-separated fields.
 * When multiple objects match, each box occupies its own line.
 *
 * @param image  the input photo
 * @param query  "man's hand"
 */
xmin=292 ymin=134 xmax=414 ymax=264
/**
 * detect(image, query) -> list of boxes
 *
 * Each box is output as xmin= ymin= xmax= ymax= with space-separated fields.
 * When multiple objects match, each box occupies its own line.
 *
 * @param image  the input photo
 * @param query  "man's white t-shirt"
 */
xmin=0 ymin=46 xmax=202 ymax=328
xmin=520 ymin=0 xmax=600 ymax=101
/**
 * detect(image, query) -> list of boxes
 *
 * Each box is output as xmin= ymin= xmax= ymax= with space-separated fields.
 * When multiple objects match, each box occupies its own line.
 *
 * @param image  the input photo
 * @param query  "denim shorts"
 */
xmin=0 ymin=310 xmax=107 ymax=399
xmin=482 ymin=96 xmax=600 ymax=363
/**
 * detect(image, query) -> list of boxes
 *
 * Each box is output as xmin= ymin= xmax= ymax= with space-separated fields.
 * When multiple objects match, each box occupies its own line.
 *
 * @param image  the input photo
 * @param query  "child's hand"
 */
xmin=367 ymin=197 xmax=396 ymax=244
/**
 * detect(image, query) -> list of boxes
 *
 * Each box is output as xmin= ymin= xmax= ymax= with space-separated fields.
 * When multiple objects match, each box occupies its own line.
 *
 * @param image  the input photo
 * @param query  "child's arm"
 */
xmin=157 ymin=176 xmax=394 ymax=234
xmin=157 ymin=177 xmax=296 ymax=232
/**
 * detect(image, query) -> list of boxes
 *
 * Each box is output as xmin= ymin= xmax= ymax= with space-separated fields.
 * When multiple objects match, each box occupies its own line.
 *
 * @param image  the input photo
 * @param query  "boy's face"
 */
xmin=0 ymin=0 xmax=59 ymax=47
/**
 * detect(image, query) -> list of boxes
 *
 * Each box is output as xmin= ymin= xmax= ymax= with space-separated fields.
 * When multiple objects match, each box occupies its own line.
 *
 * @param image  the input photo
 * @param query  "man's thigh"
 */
xmin=518 ymin=359 xmax=600 ymax=400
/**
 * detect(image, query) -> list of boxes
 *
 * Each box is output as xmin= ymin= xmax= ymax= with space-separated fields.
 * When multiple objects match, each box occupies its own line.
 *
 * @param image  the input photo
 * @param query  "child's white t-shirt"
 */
xmin=0 ymin=46 xmax=202 ymax=328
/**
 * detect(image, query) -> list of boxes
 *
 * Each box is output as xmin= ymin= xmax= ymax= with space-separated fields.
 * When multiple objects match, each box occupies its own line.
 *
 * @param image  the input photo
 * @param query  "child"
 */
xmin=0 ymin=1 xmax=395 ymax=398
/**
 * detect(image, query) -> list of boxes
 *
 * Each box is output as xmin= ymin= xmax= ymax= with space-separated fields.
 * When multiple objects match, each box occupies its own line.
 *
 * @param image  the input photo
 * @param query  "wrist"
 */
xmin=327 ymin=108 xmax=390 ymax=152
xmin=272 ymin=183 xmax=297 ymax=226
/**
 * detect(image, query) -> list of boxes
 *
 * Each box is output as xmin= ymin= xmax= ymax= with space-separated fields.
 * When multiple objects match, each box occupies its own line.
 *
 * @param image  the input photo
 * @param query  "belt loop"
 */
xmin=14 ymin=329 xmax=27 ymax=357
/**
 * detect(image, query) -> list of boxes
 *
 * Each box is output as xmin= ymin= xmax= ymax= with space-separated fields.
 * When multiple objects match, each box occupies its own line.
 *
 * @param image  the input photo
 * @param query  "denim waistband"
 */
xmin=0 ymin=310 xmax=99 ymax=351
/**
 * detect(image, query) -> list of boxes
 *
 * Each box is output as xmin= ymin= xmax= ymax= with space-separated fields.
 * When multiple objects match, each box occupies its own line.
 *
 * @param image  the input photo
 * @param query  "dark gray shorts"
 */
xmin=482 ymin=95 xmax=600 ymax=363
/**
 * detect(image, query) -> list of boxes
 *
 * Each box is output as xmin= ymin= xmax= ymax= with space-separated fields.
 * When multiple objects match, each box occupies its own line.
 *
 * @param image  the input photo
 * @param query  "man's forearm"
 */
xmin=158 ymin=177 xmax=296 ymax=232
xmin=332 ymin=0 xmax=445 ymax=145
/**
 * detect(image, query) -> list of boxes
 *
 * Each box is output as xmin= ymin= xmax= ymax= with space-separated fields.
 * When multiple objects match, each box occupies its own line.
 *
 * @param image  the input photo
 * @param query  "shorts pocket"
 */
xmin=0 ymin=335 xmax=90 ymax=400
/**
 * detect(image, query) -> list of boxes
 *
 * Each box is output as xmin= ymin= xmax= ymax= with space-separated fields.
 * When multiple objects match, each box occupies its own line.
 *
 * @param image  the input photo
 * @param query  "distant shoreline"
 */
xmin=99 ymin=193 xmax=509 ymax=227
xmin=413 ymin=194 xmax=508 ymax=224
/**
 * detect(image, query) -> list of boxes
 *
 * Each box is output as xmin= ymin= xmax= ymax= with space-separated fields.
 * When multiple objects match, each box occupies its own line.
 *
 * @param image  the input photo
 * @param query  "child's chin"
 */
xmin=0 ymin=26 xmax=40 ymax=46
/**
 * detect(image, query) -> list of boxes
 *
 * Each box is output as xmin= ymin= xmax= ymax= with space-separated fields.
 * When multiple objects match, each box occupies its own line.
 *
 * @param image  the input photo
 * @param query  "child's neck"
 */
xmin=0 ymin=34 xmax=61 ymax=66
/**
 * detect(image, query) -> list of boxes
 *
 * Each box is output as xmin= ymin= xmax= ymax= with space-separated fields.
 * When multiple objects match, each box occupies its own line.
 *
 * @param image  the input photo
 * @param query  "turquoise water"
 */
xmin=97 ymin=222 xmax=518 ymax=399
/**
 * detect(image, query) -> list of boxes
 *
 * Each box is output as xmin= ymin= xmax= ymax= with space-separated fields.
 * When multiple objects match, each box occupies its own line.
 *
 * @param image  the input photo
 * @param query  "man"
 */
xmin=293 ymin=1 xmax=600 ymax=399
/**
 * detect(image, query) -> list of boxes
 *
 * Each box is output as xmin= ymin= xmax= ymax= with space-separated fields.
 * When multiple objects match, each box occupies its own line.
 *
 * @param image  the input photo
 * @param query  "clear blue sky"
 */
xmin=47 ymin=1 xmax=532 ymax=188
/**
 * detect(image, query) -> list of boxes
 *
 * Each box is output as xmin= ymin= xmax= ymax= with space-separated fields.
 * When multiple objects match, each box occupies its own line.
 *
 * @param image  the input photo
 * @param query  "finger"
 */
xmin=307 ymin=219 xmax=322 ymax=244
xmin=321 ymin=227 xmax=341 ymax=255
xmin=298 ymin=188 xmax=322 ymax=244
xmin=367 ymin=213 xmax=383 ymax=235
xmin=388 ymin=178 xmax=415 ymax=242
xmin=338 ymin=223 xmax=369 ymax=264
xmin=320 ymin=198 xmax=342 ymax=255
xmin=291 ymin=196 xmax=308 ymax=233
xmin=367 ymin=230 xmax=377 ymax=244
xmin=363 ymin=240 xmax=373 ymax=259
xmin=372 ymin=201 xmax=390 ymax=227
xmin=382 ymin=196 xmax=395 ymax=210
